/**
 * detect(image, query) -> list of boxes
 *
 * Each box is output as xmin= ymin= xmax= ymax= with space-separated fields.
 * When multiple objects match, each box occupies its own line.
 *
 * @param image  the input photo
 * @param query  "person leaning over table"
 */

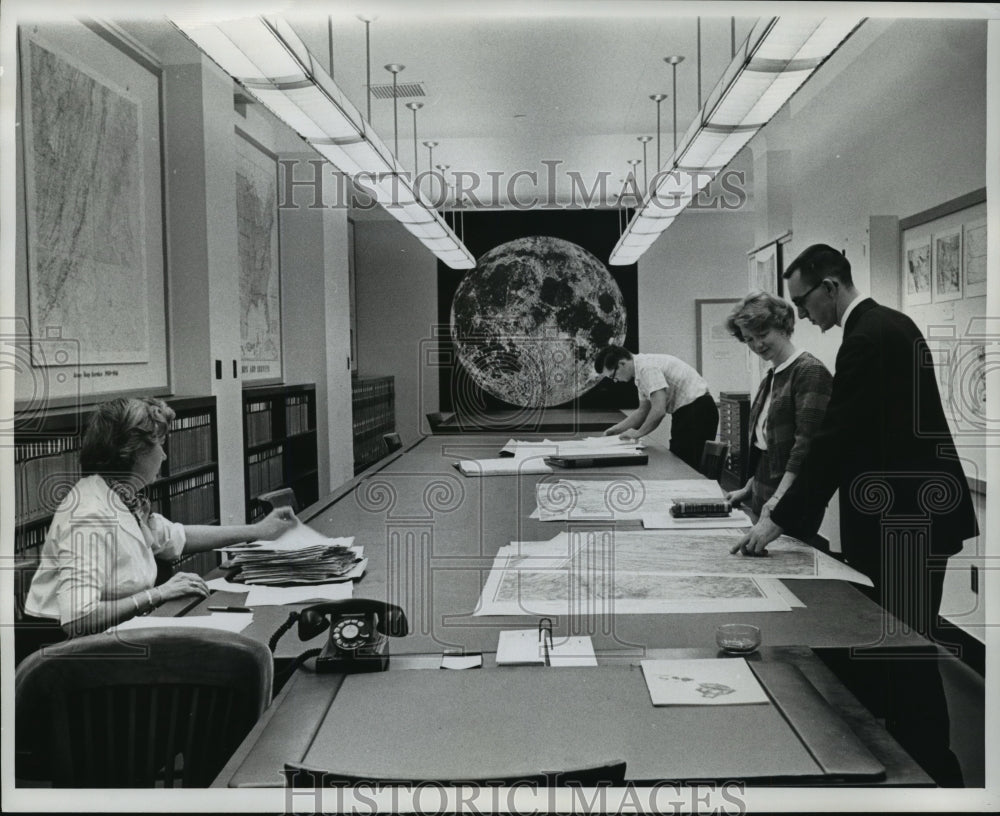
xmin=23 ymin=396 xmax=297 ymax=640
xmin=722 ymin=291 xmax=832 ymax=520
xmin=594 ymin=345 xmax=719 ymax=471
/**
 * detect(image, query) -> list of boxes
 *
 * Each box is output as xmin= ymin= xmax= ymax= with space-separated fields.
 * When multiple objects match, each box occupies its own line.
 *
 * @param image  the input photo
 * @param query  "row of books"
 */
xmin=166 ymin=412 xmax=213 ymax=472
xmin=246 ymin=400 xmax=273 ymax=447
xmin=247 ymin=444 xmax=284 ymax=497
xmin=166 ymin=471 xmax=218 ymax=525
xmin=352 ymin=377 xmax=394 ymax=472
xmin=14 ymin=472 xmax=215 ymax=552
xmin=285 ymin=394 xmax=313 ymax=435
xmin=14 ymin=437 xmax=81 ymax=526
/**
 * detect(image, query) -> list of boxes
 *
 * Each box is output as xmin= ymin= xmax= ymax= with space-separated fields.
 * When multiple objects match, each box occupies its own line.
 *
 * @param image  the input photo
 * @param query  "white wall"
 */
xmin=353 ymin=212 xmax=440 ymax=446
xmin=637 ymin=208 xmax=756 ymax=448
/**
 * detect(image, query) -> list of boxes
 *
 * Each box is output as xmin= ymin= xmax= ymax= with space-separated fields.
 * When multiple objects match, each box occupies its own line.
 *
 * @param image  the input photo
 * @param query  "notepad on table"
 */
xmin=496 ymin=629 xmax=547 ymax=666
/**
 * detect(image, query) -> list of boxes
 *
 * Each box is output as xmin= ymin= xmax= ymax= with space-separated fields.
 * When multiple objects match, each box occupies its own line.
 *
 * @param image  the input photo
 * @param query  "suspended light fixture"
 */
xmin=664 ymin=55 xmax=684 ymax=153
xmin=406 ymin=102 xmax=423 ymax=174
xmin=170 ymin=13 xmax=475 ymax=269
xmin=649 ymin=93 xmax=667 ymax=171
xmin=610 ymin=16 xmax=863 ymax=266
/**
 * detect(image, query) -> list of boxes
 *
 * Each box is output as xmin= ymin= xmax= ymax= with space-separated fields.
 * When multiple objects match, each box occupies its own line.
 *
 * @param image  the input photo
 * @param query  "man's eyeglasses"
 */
xmin=791 ymin=279 xmax=829 ymax=309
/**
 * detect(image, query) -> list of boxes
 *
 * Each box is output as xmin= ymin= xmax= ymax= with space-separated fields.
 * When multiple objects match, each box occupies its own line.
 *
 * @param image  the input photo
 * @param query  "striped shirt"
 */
xmin=632 ymin=353 xmax=710 ymax=414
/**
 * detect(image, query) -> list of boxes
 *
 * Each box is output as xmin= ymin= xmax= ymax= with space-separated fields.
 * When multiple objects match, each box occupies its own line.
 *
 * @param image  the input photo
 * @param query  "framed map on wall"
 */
xmin=16 ymin=22 xmax=169 ymax=405
xmin=236 ymin=129 xmax=283 ymax=384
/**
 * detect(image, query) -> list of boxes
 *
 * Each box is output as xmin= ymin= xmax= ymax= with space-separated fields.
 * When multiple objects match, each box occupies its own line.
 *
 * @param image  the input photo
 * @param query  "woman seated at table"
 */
xmin=24 ymin=396 xmax=297 ymax=638
xmin=723 ymin=292 xmax=833 ymax=520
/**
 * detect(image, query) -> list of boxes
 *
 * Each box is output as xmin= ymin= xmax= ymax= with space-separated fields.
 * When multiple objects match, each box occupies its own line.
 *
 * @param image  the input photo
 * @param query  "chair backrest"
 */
xmin=382 ymin=432 xmax=403 ymax=453
xmin=258 ymin=486 xmax=299 ymax=513
xmin=284 ymin=758 xmax=627 ymax=788
xmin=425 ymin=411 xmax=455 ymax=433
xmin=698 ymin=440 xmax=729 ymax=481
xmin=15 ymin=627 xmax=273 ymax=787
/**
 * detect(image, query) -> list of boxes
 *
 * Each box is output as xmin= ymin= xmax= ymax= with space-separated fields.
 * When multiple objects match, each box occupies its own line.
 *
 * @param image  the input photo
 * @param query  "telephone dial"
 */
xmin=295 ymin=599 xmax=408 ymax=673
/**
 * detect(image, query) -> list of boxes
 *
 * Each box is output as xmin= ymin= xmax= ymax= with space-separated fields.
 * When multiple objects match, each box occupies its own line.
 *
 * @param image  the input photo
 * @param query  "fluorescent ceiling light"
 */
xmin=610 ymin=16 xmax=862 ymax=266
xmin=170 ymin=14 xmax=476 ymax=270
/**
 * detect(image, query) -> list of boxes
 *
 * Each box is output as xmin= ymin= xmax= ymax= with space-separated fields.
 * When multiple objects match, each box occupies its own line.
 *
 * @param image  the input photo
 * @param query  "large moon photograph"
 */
xmin=450 ymin=236 xmax=627 ymax=407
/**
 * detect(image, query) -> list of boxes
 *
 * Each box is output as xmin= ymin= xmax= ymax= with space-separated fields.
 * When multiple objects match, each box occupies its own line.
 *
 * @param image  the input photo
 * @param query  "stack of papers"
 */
xmin=454 ymin=454 xmax=553 ymax=477
xmin=220 ymin=523 xmax=366 ymax=585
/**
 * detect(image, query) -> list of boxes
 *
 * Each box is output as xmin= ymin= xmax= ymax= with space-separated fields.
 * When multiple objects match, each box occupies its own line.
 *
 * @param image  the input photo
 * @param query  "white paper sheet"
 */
xmin=548 ymin=635 xmax=598 ymax=667
xmin=108 ymin=612 xmax=253 ymax=634
xmin=641 ymin=658 xmax=768 ymax=706
xmin=243 ymin=582 xmax=354 ymax=606
xmin=454 ymin=455 xmax=553 ymax=476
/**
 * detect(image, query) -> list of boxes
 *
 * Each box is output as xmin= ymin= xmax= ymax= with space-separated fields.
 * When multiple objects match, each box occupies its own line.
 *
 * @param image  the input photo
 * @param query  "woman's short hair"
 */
xmin=725 ymin=291 xmax=795 ymax=342
xmin=80 ymin=397 xmax=175 ymax=477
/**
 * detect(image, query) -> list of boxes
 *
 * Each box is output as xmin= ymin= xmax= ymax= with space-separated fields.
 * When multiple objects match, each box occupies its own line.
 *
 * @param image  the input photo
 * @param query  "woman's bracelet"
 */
xmin=144 ymin=589 xmax=156 ymax=609
xmin=130 ymin=595 xmax=141 ymax=614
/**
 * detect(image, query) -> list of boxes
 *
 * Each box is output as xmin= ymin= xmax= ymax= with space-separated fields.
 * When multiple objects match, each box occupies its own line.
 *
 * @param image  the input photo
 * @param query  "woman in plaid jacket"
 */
xmin=723 ymin=292 xmax=833 ymax=519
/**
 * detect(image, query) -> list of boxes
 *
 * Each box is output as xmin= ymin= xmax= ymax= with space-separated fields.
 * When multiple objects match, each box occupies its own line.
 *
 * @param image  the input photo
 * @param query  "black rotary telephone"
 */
xmin=294 ymin=599 xmax=409 ymax=673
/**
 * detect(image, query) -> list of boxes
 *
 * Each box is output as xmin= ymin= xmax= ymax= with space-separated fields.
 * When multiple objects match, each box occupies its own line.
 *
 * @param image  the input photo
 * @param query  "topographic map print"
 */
xmin=534 ymin=478 xmax=724 ymax=520
xmin=24 ymin=36 xmax=148 ymax=364
xmin=237 ymin=136 xmax=281 ymax=379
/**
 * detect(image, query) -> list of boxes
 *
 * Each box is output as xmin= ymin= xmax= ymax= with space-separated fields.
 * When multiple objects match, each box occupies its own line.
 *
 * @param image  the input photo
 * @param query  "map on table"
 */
xmin=533 ymin=478 xmax=724 ymax=520
xmin=474 ymin=529 xmax=871 ymax=616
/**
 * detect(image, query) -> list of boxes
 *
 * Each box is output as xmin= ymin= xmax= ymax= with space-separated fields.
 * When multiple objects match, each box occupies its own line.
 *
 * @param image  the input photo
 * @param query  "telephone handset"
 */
xmin=297 ymin=599 xmax=408 ymax=673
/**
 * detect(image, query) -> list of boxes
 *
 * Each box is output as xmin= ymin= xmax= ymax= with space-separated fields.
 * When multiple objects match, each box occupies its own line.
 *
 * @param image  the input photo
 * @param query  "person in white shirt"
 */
xmin=24 ymin=396 xmax=297 ymax=640
xmin=594 ymin=345 xmax=718 ymax=471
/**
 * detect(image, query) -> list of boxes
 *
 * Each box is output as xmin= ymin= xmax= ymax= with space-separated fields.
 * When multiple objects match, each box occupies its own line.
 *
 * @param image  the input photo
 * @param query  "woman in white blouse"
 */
xmin=25 ymin=396 xmax=296 ymax=637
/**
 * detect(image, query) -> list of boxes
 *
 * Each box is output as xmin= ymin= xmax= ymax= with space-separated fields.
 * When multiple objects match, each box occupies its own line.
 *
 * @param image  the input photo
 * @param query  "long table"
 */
xmin=195 ymin=435 xmax=930 ymax=659
xmin=173 ymin=434 xmax=939 ymax=787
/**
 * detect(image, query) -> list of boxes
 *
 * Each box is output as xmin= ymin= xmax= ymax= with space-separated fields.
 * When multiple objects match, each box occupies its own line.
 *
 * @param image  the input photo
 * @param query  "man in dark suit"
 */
xmin=733 ymin=244 xmax=978 ymax=786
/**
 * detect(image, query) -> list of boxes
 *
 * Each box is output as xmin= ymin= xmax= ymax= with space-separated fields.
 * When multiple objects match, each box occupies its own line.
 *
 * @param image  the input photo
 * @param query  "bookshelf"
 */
xmin=352 ymin=375 xmax=395 ymax=474
xmin=718 ymin=391 xmax=751 ymax=491
xmin=13 ymin=396 xmax=221 ymax=618
xmin=242 ymin=384 xmax=319 ymax=521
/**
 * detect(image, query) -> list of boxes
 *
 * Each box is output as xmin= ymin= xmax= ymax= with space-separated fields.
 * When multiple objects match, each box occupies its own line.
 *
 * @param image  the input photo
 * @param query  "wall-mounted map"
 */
xmin=236 ymin=131 xmax=282 ymax=383
xmin=22 ymin=34 xmax=148 ymax=365
xmin=16 ymin=23 xmax=168 ymax=404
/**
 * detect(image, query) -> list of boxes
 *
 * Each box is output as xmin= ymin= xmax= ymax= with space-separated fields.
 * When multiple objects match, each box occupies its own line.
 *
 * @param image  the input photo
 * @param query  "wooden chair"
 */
xmin=698 ymin=440 xmax=729 ymax=482
xmin=15 ymin=628 xmax=273 ymax=787
xmin=382 ymin=432 xmax=403 ymax=453
xmin=284 ymin=758 xmax=627 ymax=788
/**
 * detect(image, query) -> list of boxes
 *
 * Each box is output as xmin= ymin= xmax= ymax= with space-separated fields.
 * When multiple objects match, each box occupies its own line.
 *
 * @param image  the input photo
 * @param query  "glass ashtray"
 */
xmin=715 ymin=623 xmax=762 ymax=655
